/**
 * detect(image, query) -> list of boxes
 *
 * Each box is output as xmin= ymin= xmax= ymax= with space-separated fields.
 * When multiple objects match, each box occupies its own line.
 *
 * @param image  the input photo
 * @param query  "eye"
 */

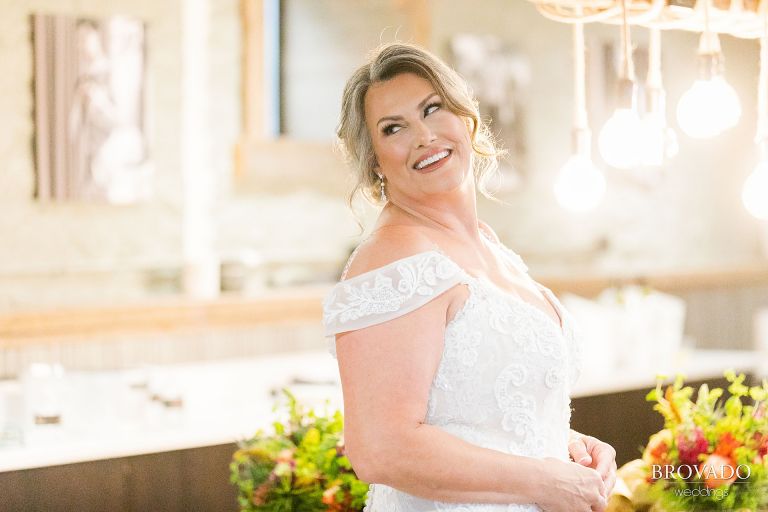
xmin=382 ymin=124 xmax=401 ymax=136
xmin=424 ymin=101 xmax=441 ymax=116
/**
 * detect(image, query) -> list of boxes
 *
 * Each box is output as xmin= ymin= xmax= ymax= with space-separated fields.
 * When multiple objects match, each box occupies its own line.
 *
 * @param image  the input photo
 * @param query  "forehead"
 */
xmin=363 ymin=73 xmax=437 ymax=124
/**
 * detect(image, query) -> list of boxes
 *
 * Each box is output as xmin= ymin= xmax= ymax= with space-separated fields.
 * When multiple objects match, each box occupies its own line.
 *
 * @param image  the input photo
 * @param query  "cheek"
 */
xmin=374 ymin=138 xmax=410 ymax=169
xmin=450 ymin=119 xmax=473 ymax=155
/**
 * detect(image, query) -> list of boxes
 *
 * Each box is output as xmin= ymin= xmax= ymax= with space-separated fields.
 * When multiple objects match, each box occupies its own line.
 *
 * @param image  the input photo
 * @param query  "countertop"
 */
xmin=0 ymin=348 xmax=762 ymax=473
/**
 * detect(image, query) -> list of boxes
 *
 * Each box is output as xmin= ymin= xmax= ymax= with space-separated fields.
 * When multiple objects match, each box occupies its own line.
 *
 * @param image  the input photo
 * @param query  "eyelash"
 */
xmin=382 ymin=101 xmax=442 ymax=136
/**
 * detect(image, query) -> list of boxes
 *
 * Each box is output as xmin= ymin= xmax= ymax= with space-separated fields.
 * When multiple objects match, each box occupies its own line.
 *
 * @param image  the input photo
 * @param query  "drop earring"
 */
xmin=378 ymin=174 xmax=387 ymax=202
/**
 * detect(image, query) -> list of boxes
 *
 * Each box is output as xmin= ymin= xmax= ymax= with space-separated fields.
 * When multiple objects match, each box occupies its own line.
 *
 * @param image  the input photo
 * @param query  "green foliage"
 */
xmin=230 ymin=389 xmax=369 ymax=512
xmin=641 ymin=370 xmax=768 ymax=511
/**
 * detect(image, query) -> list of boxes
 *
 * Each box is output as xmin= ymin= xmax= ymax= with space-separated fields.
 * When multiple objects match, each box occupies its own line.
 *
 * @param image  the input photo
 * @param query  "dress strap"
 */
xmin=478 ymin=226 xmax=529 ymax=275
xmin=340 ymin=243 xmax=364 ymax=281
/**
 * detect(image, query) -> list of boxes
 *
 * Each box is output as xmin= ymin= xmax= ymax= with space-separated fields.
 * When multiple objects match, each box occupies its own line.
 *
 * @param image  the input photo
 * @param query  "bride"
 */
xmin=322 ymin=42 xmax=616 ymax=512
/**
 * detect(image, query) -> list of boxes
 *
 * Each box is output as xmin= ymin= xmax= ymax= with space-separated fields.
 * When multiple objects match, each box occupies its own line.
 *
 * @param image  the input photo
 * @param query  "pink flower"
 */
xmin=677 ymin=427 xmax=709 ymax=466
xmin=753 ymin=432 xmax=768 ymax=461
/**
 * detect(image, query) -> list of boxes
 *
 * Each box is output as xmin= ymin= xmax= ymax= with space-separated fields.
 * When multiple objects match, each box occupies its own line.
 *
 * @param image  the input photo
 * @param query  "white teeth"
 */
xmin=415 ymin=150 xmax=450 ymax=170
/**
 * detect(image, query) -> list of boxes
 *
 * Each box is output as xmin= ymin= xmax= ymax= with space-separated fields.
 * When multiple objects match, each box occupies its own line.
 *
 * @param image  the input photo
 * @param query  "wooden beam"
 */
xmin=3 ymin=264 xmax=768 ymax=344
xmin=0 ymin=287 xmax=327 ymax=345
xmin=539 ymin=262 xmax=768 ymax=297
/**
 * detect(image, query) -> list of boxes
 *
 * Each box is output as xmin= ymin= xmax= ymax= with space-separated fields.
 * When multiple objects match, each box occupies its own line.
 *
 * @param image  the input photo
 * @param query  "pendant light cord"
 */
xmin=574 ymin=20 xmax=588 ymax=131
xmin=620 ymin=0 xmax=635 ymax=81
xmin=757 ymin=1 xmax=768 ymax=154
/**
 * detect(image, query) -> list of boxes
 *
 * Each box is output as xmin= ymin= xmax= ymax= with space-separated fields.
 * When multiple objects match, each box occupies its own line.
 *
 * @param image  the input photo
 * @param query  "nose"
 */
xmin=413 ymin=119 xmax=437 ymax=148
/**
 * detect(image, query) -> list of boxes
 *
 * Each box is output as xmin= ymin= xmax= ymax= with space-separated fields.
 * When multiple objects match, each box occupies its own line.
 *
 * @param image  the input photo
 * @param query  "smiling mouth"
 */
xmin=414 ymin=149 xmax=451 ymax=170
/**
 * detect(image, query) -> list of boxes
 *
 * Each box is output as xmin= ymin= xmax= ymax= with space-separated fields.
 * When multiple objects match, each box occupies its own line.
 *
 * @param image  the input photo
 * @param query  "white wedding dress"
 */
xmin=322 ymin=231 xmax=583 ymax=512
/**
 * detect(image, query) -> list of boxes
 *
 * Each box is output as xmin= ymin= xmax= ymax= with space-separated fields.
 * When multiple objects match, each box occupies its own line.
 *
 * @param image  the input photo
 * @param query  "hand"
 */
xmin=534 ymin=457 xmax=607 ymax=512
xmin=568 ymin=433 xmax=617 ymax=499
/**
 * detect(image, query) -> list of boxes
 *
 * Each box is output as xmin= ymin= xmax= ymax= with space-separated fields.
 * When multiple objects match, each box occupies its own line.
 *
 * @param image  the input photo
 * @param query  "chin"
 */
xmin=424 ymin=166 xmax=470 ymax=196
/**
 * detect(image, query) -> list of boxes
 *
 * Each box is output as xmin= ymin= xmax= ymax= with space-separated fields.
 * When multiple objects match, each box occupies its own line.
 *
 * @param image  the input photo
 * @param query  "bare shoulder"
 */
xmin=343 ymin=225 xmax=437 ymax=280
xmin=478 ymin=219 xmax=501 ymax=243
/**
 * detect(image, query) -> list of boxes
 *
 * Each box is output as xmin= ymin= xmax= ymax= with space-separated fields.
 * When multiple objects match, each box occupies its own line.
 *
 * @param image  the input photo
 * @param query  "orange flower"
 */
xmin=276 ymin=448 xmax=294 ymax=463
xmin=322 ymin=485 xmax=340 ymax=505
xmin=700 ymin=453 xmax=738 ymax=489
xmin=665 ymin=386 xmax=683 ymax=423
xmin=714 ymin=432 xmax=741 ymax=459
xmin=643 ymin=429 xmax=673 ymax=467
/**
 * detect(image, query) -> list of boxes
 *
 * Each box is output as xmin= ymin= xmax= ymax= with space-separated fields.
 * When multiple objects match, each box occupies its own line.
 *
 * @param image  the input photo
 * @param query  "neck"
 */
xmin=383 ymin=182 xmax=482 ymax=243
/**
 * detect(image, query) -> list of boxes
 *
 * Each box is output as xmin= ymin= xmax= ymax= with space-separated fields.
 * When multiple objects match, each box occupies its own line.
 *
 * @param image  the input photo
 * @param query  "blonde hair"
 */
xmin=336 ymin=42 xmax=504 ymax=209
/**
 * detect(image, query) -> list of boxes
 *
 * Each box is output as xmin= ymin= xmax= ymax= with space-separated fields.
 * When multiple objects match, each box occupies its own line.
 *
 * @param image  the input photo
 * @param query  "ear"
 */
xmin=463 ymin=116 xmax=474 ymax=133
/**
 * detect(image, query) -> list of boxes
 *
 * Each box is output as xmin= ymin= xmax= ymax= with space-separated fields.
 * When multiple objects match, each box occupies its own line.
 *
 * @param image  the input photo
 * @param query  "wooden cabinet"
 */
xmin=0 ymin=443 xmax=238 ymax=512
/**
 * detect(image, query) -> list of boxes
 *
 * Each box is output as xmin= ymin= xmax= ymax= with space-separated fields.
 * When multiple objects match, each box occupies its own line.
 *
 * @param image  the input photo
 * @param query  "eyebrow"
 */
xmin=376 ymin=92 xmax=439 ymax=127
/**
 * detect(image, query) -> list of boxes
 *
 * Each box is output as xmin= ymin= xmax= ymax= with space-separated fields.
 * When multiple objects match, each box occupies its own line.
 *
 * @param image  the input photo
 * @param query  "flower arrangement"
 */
xmin=611 ymin=370 xmax=768 ymax=512
xmin=229 ymin=389 xmax=369 ymax=511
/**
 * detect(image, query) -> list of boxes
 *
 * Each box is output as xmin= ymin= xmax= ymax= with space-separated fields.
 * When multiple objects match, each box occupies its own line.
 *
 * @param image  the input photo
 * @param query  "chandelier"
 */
xmin=528 ymin=0 xmax=768 ymax=218
xmin=530 ymin=0 xmax=763 ymax=38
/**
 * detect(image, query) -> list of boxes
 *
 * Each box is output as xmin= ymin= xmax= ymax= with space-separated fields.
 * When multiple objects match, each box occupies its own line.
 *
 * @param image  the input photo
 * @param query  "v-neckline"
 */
xmin=477 ymin=229 xmax=565 ymax=334
xmin=430 ymin=243 xmax=567 ymax=337
xmin=466 ymin=272 xmax=566 ymax=338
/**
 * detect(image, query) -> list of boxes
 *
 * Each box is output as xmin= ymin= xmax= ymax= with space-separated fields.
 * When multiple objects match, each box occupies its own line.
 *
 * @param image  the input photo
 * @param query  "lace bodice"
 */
xmin=322 ymin=236 xmax=583 ymax=512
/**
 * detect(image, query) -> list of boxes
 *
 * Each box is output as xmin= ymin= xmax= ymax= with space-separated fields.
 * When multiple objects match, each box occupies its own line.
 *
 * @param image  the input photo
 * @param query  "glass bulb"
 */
xmin=639 ymin=115 xmax=665 ymax=167
xmin=676 ymin=76 xmax=741 ymax=138
xmin=598 ymin=108 xmax=645 ymax=169
xmin=638 ymin=116 xmax=679 ymax=167
xmin=742 ymin=160 xmax=768 ymax=220
xmin=664 ymin=127 xmax=679 ymax=159
xmin=554 ymin=154 xmax=606 ymax=212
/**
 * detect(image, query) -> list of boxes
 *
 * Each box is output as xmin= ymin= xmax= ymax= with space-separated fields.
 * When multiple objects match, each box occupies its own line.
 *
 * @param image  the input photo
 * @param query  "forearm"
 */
xmin=366 ymin=422 xmax=548 ymax=505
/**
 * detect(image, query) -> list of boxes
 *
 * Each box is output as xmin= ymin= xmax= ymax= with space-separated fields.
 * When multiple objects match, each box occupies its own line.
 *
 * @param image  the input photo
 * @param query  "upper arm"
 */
xmin=334 ymin=230 xmax=455 ymax=475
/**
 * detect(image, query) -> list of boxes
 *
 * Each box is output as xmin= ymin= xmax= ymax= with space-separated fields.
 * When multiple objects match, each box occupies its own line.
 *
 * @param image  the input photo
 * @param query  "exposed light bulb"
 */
xmin=742 ymin=160 xmax=768 ymax=219
xmin=639 ymin=115 xmax=679 ymax=167
xmin=639 ymin=115 xmax=665 ymax=167
xmin=676 ymin=76 xmax=741 ymax=138
xmin=598 ymin=108 xmax=645 ymax=169
xmin=554 ymin=154 xmax=606 ymax=212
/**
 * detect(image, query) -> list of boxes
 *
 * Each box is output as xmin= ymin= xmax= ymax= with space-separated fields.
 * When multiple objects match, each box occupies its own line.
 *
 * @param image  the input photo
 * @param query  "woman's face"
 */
xmin=364 ymin=73 xmax=473 ymax=203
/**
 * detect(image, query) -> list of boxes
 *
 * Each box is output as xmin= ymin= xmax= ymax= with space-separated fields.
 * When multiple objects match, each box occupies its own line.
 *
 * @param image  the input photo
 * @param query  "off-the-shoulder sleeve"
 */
xmin=322 ymin=251 xmax=464 ymax=358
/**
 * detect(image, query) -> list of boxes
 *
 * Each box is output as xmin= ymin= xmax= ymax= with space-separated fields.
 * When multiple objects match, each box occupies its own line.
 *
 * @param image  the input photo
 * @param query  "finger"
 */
xmin=591 ymin=444 xmax=615 ymax=477
xmin=603 ymin=463 xmax=617 ymax=495
xmin=597 ymin=476 xmax=607 ymax=499
xmin=568 ymin=438 xmax=592 ymax=465
xmin=604 ymin=471 xmax=617 ymax=497
xmin=590 ymin=492 xmax=608 ymax=512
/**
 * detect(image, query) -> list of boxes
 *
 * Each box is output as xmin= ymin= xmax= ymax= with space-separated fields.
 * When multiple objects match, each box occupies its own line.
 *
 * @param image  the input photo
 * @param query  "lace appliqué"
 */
xmin=323 ymin=252 xmax=459 ymax=330
xmin=433 ymin=320 xmax=482 ymax=391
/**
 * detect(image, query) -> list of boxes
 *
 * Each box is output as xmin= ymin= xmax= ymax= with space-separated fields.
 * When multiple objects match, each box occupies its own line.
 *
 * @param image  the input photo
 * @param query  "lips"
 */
xmin=413 ymin=149 xmax=451 ymax=170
